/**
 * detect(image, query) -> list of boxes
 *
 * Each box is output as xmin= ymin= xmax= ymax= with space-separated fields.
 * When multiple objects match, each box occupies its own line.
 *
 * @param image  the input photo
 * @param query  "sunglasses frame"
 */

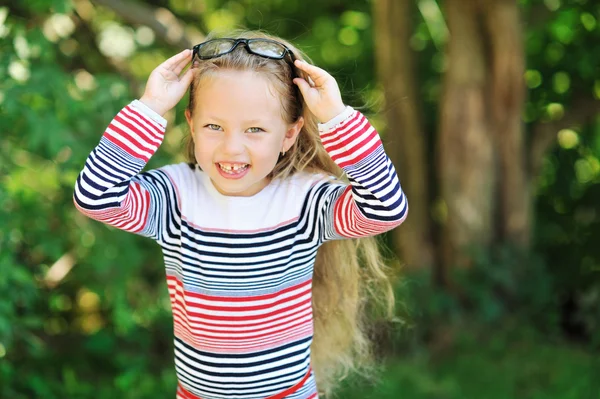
xmin=192 ymin=38 xmax=297 ymax=64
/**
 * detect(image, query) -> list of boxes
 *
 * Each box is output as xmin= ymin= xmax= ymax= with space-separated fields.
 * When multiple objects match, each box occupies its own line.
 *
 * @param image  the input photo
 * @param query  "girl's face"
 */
xmin=185 ymin=70 xmax=303 ymax=197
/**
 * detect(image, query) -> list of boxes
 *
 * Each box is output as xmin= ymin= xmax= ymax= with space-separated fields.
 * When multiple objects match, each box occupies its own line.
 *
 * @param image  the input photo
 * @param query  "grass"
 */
xmin=333 ymin=326 xmax=598 ymax=399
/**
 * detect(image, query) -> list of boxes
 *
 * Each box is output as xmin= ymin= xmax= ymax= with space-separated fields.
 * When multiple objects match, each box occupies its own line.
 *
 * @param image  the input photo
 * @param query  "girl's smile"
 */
xmin=216 ymin=162 xmax=250 ymax=179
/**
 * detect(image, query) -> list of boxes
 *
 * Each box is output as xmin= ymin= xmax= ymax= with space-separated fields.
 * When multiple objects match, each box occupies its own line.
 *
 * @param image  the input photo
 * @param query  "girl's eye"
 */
xmin=247 ymin=127 xmax=264 ymax=133
xmin=205 ymin=124 xmax=222 ymax=131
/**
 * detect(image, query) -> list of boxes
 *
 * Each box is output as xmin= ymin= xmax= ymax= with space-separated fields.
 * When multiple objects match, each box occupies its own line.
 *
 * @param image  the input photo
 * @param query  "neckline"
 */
xmin=194 ymin=166 xmax=278 ymax=204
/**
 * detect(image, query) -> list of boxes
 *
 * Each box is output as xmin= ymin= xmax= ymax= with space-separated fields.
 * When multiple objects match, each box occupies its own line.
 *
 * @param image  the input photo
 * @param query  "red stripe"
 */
xmin=173 ymin=314 xmax=310 ymax=341
xmin=174 ymin=295 xmax=313 ymax=322
xmin=105 ymin=123 xmax=152 ymax=162
xmin=77 ymin=181 xmax=150 ymax=233
xmin=112 ymin=115 xmax=157 ymax=150
xmin=103 ymin=132 xmax=145 ymax=161
xmin=319 ymin=112 xmax=362 ymax=140
xmin=323 ymin=125 xmax=377 ymax=155
xmin=124 ymin=105 xmax=164 ymax=138
xmin=173 ymin=324 xmax=312 ymax=352
xmin=332 ymin=188 xmax=402 ymax=238
xmin=173 ymin=312 xmax=311 ymax=339
xmin=336 ymin=140 xmax=381 ymax=168
xmin=114 ymin=112 xmax=163 ymax=145
xmin=171 ymin=302 xmax=311 ymax=331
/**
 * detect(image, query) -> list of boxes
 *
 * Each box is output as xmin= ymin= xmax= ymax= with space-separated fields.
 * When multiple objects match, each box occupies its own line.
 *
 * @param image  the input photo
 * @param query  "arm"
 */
xmin=73 ymin=100 xmax=180 ymax=242
xmin=74 ymin=49 xmax=193 ymax=241
xmin=317 ymin=106 xmax=408 ymax=241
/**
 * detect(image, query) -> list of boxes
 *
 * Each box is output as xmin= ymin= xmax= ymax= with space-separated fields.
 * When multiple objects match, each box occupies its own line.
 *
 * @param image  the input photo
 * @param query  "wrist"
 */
xmin=139 ymin=96 xmax=169 ymax=117
xmin=318 ymin=103 xmax=346 ymax=124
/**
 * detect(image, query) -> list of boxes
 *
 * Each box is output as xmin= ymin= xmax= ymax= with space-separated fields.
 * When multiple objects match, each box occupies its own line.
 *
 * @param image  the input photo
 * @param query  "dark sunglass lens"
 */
xmin=198 ymin=39 xmax=236 ymax=57
xmin=248 ymin=40 xmax=286 ymax=58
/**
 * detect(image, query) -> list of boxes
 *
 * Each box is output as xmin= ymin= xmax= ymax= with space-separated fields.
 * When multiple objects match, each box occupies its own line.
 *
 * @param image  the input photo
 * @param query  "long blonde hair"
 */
xmin=185 ymin=30 xmax=397 ymax=396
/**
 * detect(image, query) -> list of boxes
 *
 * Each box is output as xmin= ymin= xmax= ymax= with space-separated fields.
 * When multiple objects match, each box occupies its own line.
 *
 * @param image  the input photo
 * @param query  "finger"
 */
xmin=162 ymin=49 xmax=192 ymax=71
xmin=172 ymin=52 xmax=193 ymax=75
xmin=293 ymin=77 xmax=313 ymax=96
xmin=294 ymin=60 xmax=329 ymax=85
xmin=180 ymin=67 xmax=195 ymax=86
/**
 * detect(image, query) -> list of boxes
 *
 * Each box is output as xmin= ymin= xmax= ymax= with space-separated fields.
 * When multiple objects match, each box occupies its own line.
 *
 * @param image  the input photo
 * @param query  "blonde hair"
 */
xmin=185 ymin=30 xmax=397 ymax=396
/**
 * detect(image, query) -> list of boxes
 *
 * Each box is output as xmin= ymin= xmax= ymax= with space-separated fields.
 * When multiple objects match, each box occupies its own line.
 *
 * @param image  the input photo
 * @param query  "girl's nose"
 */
xmin=220 ymin=132 xmax=245 ymax=155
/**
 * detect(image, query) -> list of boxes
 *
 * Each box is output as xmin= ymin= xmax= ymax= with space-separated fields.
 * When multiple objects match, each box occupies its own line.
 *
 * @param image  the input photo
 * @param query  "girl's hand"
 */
xmin=140 ymin=49 xmax=194 ymax=116
xmin=293 ymin=60 xmax=346 ymax=123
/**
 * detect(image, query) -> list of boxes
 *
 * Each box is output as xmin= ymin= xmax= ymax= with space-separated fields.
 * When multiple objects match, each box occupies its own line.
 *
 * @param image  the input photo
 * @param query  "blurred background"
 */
xmin=1 ymin=0 xmax=599 ymax=398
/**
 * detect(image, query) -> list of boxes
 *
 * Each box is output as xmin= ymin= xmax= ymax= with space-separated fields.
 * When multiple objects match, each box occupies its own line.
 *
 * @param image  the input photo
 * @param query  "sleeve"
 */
xmin=73 ymin=100 xmax=181 ymax=243
xmin=316 ymin=106 xmax=408 ymax=242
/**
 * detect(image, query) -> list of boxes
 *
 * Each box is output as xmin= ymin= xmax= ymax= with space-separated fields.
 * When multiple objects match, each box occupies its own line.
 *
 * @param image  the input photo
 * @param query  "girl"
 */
xmin=74 ymin=31 xmax=407 ymax=399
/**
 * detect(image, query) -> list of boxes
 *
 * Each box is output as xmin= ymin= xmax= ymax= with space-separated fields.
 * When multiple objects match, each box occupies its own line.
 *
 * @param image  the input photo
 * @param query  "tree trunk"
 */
xmin=373 ymin=0 xmax=434 ymax=270
xmin=483 ymin=0 xmax=530 ymax=247
xmin=438 ymin=0 xmax=496 ymax=273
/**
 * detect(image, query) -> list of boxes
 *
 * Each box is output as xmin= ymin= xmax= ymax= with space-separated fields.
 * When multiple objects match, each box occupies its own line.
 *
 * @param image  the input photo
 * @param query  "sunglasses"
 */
xmin=192 ymin=38 xmax=297 ymax=71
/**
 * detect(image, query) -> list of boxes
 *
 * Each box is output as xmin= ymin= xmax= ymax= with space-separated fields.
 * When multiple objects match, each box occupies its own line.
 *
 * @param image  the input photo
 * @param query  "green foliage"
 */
xmin=335 ymin=326 xmax=597 ymax=399
xmin=334 ymin=251 xmax=596 ymax=399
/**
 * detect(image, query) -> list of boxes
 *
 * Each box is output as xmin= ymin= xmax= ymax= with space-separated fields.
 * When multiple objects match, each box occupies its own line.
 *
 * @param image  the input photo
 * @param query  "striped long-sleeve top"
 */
xmin=73 ymin=100 xmax=407 ymax=399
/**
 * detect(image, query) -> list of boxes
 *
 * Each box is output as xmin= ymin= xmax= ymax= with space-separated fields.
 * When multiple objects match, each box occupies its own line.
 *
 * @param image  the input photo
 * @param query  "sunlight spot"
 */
xmin=206 ymin=9 xmax=238 ymax=31
xmin=0 ymin=7 xmax=9 ymax=38
xmin=59 ymin=38 xmax=78 ymax=56
xmin=8 ymin=60 xmax=30 ymax=82
xmin=580 ymin=12 xmax=596 ymax=31
xmin=45 ymin=252 xmax=76 ymax=288
xmin=546 ymin=103 xmax=564 ymax=120
xmin=43 ymin=14 xmax=75 ymax=42
xmin=594 ymin=81 xmax=600 ymax=100
xmin=338 ymin=26 xmax=359 ymax=46
xmin=557 ymin=129 xmax=579 ymax=149
xmin=524 ymin=70 xmax=542 ymax=89
xmin=575 ymin=158 xmax=599 ymax=184
xmin=135 ymin=26 xmax=155 ymax=46
xmin=78 ymin=288 xmax=100 ymax=312
xmin=552 ymin=71 xmax=570 ymax=94
xmin=14 ymin=35 xmax=30 ymax=59
xmin=544 ymin=0 xmax=560 ymax=11
xmin=74 ymin=69 xmax=97 ymax=91
xmin=341 ymin=11 xmax=370 ymax=30
xmin=98 ymin=22 xmax=136 ymax=58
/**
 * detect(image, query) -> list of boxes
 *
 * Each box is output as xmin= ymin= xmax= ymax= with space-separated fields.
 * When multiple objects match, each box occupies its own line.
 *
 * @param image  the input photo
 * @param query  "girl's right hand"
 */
xmin=139 ymin=49 xmax=194 ymax=117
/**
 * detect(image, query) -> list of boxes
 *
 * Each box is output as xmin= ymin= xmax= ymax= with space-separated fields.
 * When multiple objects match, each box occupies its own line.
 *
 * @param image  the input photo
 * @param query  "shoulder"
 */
xmin=136 ymin=162 xmax=199 ymax=194
xmin=276 ymin=170 xmax=345 ymax=199
xmin=157 ymin=162 xmax=197 ymax=182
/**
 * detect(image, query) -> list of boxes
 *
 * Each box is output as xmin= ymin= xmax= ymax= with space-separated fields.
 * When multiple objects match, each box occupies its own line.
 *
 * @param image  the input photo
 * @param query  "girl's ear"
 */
xmin=282 ymin=116 xmax=304 ymax=152
xmin=185 ymin=108 xmax=194 ymax=136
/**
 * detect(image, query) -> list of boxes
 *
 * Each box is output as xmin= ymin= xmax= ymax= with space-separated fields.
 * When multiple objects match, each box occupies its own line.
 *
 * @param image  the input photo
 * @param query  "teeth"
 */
xmin=219 ymin=163 xmax=248 ymax=174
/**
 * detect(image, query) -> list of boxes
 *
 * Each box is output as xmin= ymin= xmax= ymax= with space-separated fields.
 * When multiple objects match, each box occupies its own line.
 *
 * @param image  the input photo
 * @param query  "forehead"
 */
xmin=193 ymin=70 xmax=285 ymax=123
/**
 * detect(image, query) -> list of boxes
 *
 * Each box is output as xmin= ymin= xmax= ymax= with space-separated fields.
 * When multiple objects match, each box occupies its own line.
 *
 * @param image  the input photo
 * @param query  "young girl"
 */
xmin=74 ymin=31 xmax=407 ymax=399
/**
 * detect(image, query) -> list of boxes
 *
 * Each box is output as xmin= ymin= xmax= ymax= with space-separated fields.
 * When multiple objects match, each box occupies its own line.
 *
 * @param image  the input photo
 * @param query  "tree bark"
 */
xmin=483 ymin=0 xmax=530 ymax=247
xmin=373 ymin=0 xmax=434 ymax=270
xmin=438 ymin=0 xmax=496 ymax=272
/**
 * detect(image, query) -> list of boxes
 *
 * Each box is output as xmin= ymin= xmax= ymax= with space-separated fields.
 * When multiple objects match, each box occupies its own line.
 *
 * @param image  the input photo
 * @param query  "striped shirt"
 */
xmin=73 ymin=100 xmax=407 ymax=399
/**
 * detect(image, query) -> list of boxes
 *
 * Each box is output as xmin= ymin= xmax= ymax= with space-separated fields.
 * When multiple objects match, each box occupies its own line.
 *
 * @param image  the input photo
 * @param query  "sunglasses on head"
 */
xmin=192 ymin=38 xmax=303 ymax=116
xmin=192 ymin=38 xmax=297 ymax=72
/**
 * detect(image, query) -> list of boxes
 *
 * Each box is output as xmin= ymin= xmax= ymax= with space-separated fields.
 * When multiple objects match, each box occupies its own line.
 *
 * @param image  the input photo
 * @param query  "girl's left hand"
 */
xmin=293 ymin=60 xmax=346 ymax=123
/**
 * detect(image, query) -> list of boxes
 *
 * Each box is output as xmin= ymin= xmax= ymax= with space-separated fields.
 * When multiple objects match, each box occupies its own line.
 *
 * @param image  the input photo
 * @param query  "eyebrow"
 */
xmin=204 ymin=115 xmax=269 ymax=125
